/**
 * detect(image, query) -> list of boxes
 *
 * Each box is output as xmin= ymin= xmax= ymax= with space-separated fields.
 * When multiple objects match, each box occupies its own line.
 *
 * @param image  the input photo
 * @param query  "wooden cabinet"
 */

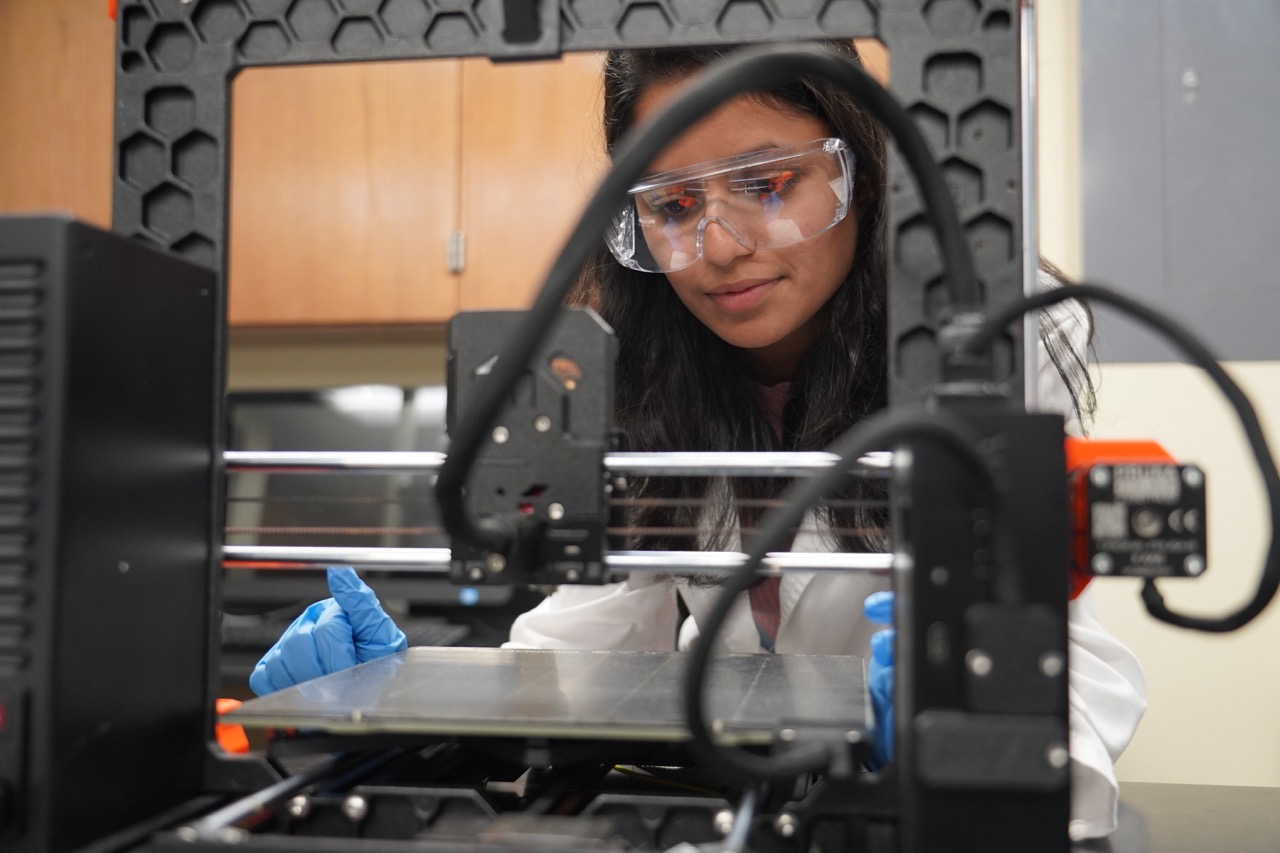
xmin=229 ymin=53 xmax=605 ymax=326
xmin=0 ymin=1 xmax=115 ymax=229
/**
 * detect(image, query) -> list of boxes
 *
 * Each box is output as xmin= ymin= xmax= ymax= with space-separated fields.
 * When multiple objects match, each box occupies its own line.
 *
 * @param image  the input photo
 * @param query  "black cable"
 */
xmin=434 ymin=42 xmax=978 ymax=556
xmin=962 ymin=283 xmax=1280 ymax=633
xmin=682 ymin=407 xmax=994 ymax=781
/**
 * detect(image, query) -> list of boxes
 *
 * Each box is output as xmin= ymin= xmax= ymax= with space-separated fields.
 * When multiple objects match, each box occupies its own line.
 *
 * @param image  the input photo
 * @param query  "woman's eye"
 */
xmin=644 ymin=190 xmax=700 ymax=219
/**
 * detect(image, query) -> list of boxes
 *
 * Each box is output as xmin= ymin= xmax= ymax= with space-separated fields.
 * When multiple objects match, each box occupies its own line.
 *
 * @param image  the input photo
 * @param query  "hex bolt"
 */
xmin=342 ymin=794 xmax=369 ymax=823
xmin=486 ymin=553 xmax=506 ymax=573
xmin=548 ymin=502 xmax=565 ymax=521
xmin=966 ymin=650 xmax=993 ymax=677
xmin=1091 ymin=553 xmax=1115 ymax=575
xmin=533 ymin=415 xmax=551 ymax=432
xmin=712 ymin=809 xmax=735 ymax=836
xmin=492 ymin=426 xmax=509 ymax=444
xmin=1184 ymin=554 xmax=1206 ymax=576
xmin=1089 ymin=466 xmax=1111 ymax=489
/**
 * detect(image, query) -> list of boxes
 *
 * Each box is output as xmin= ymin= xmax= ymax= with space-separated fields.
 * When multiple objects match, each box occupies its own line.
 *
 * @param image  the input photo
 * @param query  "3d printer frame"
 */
xmin=104 ymin=1 xmax=1065 ymax=852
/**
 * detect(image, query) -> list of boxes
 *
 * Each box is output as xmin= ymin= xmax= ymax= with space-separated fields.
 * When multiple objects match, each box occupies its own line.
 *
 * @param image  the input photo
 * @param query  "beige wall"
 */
xmin=1038 ymin=0 xmax=1280 ymax=787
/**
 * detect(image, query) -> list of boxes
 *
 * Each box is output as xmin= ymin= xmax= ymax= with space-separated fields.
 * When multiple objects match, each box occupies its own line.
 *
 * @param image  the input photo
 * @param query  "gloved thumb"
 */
xmin=864 ymin=590 xmax=894 ymax=625
xmin=326 ymin=566 xmax=405 ymax=658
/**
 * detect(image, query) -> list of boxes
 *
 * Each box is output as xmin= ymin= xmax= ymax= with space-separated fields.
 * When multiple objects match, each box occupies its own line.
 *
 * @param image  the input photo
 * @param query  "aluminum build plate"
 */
xmin=225 ymin=646 xmax=868 ymax=745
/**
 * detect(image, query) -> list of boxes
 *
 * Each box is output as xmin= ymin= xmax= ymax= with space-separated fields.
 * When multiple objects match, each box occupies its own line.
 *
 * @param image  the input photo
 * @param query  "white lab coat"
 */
xmin=508 ymin=279 xmax=1147 ymax=838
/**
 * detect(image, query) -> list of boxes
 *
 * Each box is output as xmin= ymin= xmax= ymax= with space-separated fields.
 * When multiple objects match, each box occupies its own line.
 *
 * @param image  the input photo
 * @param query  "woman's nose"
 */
xmin=697 ymin=216 xmax=753 ymax=266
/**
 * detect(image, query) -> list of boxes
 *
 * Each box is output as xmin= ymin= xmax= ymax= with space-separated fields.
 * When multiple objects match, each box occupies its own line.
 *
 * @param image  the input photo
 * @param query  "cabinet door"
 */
xmin=0 ymin=1 xmax=113 ymax=226
xmin=229 ymin=59 xmax=462 ymax=326
xmin=456 ymin=53 xmax=606 ymax=311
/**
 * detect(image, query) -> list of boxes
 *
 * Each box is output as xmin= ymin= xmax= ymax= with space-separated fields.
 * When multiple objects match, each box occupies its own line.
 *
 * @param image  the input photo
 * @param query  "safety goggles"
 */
xmin=604 ymin=138 xmax=855 ymax=274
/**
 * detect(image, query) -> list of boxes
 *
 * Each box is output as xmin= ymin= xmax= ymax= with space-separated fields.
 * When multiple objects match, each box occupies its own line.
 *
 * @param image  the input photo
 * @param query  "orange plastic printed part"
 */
xmin=215 ymin=697 xmax=251 ymax=754
xmin=1064 ymin=437 xmax=1175 ymax=600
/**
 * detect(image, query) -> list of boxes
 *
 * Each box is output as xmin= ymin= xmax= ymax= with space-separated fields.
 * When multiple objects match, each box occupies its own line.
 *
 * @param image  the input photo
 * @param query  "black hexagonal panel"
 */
xmin=923 ymin=52 xmax=982 ymax=101
xmin=959 ymin=99 xmax=1013 ymax=156
xmin=142 ymin=184 xmax=196 ymax=240
xmin=941 ymin=156 xmax=983 ymax=209
xmin=238 ymin=21 xmax=292 ymax=59
xmin=983 ymin=10 xmax=1012 ymax=34
xmin=967 ymin=212 xmax=1013 ymax=266
xmin=716 ymin=0 xmax=772 ymax=39
xmin=194 ymin=0 xmax=250 ymax=44
xmin=896 ymin=214 xmax=943 ymax=279
xmin=146 ymin=22 xmax=198 ymax=72
xmin=819 ymin=0 xmax=876 ymax=32
xmin=569 ymin=0 xmax=624 ymax=29
xmin=120 ymin=132 xmax=167 ymax=190
xmin=287 ymin=0 xmax=340 ymax=42
xmin=173 ymin=132 xmax=220 ymax=187
xmin=618 ymin=3 xmax=673 ymax=42
xmin=172 ymin=233 xmax=218 ymax=267
xmin=244 ymin=0 xmax=292 ymax=15
xmin=909 ymin=103 xmax=950 ymax=154
xmin=426 ymin=13 xmax=479 ymax=52
xmin=923 ymin=0 xmax=980 ymax=37
xmin=380 ymin=0 xmax=432 ymax=38
xmin=332 ymin=16 xmax=383 ymax=53
xmin=145 ymin=87 xmax=197 ymax=138
xmin=122 ymin=5 xmax=154 ymax=48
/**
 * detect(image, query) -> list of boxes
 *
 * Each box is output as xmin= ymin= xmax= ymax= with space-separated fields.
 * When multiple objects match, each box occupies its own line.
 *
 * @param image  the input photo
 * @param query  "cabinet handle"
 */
xmin=448 ymin=232 xmax=466 ymax=274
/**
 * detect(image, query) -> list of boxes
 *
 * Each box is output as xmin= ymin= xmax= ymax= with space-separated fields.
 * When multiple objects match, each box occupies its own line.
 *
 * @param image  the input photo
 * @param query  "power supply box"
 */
xmin=0 ymin=216 xmax=219 ymax=851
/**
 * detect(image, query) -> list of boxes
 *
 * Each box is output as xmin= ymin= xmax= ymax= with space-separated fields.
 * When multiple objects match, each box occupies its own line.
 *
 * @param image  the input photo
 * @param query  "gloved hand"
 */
xmin=248 ymin=566 xmax=408 ymax=696
xmin=863 ymin=589 xmax=895 ymax=770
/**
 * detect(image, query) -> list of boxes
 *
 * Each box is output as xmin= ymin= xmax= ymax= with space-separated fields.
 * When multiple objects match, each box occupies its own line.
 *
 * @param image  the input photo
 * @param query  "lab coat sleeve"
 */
xmin=1065 ymin=586 xmax=1148 ymax=838
xmin=505 ymin=573 xmax=680 ymax=651
xmin=1034 ymin=271 xmax=1148 ymax=837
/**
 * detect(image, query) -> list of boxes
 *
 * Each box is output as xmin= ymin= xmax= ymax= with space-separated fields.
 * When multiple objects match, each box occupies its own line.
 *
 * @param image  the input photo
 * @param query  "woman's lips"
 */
xmin=707 ymin=278 xmax=778 ymax=313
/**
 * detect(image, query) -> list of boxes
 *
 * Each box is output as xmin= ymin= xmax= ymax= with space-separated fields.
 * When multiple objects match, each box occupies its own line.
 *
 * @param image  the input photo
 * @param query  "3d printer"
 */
xmin=1 ymin=2 xmax=1275 ymax=852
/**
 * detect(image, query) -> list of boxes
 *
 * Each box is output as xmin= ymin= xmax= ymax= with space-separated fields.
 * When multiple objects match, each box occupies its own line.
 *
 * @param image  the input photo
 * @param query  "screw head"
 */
xmin=1182 ymin=466 xmax=1204 ymax=488
xmin=1184 ymin=554 xmax=1206 ymax=576
xmin=285 ymin=794 xmax=310 ymax=819
xmin=342 ymin=794 xmax=369 ymax=822
xmin=966 ymin=650 xmax=993 ymax=677
xmin=1091 ymin=553 xmax=1115 ymax=575
xmin=1039 ymin=652 xmax=1065 ymax=678
xmin=1090 ymin=466 xmax=1111 ymax=488
xmin=712 ymin=809 xmax=735 ymax=836
xmin=492 ymin=426 xmax=509 ymax=444
xmin=548 ymin=502 xmax=565 ymax=521
xmin=533 ymin=415 xmax=551 ymax=432
xmin=486 ymin=553 xmax=506 ymax=573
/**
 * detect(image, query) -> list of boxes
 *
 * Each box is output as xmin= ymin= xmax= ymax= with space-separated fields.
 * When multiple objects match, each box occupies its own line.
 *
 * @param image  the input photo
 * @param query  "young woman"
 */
xmin=250 ymin=42 xmax=1146 ymax=839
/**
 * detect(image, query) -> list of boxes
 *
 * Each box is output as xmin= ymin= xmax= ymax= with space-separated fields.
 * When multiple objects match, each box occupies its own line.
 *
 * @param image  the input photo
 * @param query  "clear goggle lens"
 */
xmin=604 ymin=138 xmax=855 ymax=274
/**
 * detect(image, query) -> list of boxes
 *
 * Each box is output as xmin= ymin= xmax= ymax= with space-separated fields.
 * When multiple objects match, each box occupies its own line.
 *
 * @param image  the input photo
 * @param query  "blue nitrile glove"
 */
xmin=248 ymin=566 xmax=408 ymax=696
xmin=864 ymin=589 xmax=895 ymax=770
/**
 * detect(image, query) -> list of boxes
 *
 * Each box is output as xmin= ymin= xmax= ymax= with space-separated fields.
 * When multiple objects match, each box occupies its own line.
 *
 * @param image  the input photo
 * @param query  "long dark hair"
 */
xmin=569 ymin=42 xmax=891 ymax=555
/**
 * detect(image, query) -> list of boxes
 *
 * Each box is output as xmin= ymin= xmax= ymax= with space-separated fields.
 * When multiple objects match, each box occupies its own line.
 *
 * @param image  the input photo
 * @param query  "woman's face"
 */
xmin=631 ymin=81 xmax=858 ymax=383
